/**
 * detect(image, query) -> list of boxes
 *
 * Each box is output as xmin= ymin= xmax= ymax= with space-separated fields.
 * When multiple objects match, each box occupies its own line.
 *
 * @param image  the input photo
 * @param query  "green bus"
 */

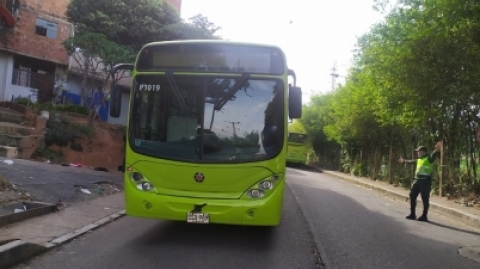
xmin=286 ymin=132 xmax=308 ymax=165
xmin=109 ymin=40 xmax=302 ymax=226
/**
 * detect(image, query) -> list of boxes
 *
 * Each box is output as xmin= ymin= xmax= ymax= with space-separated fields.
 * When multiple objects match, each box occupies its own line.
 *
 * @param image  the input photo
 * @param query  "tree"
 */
xmin=300 ymin=0 xmax=480 ymax=193
xmin=288 ymin=120 xmax=306 ymax=134
xmin=67 ymin=0 xmax=180 ymax=51
xmin=66 ymin=0 xmax=220 ymax=52
xmin=62 ymin=32 xmax=135 ymax=125
xmin=163 ymin=15 xmax=221 ymax=40
xmin=297 ymin=93 xmax=341 ymax=169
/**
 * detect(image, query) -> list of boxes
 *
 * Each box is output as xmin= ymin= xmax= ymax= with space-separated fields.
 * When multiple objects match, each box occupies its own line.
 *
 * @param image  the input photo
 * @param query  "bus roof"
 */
xmin=142 ymin=39 xmax=284 ymax=52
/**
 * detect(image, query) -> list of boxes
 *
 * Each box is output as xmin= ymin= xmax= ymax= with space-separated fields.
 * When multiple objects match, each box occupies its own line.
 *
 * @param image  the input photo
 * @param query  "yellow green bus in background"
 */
xmin=109 ymin=40 xmax=302 ymax=226
xmin=286 ymin=132 xmax=308 ymax=165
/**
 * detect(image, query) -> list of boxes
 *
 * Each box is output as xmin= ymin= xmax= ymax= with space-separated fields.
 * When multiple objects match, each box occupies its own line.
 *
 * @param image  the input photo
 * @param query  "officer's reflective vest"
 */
xmin=415 ymin=156 xmax=432 ymax=178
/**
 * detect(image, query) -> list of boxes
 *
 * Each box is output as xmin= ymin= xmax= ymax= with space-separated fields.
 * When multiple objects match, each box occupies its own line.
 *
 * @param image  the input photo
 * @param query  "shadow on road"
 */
xmin=286 ymin=163 xmax=323 ymax=173
xmin=117 ymin=185 xmax=320 ymax=269
xmin=136 ymin=221 xmax=276 ymax=252
xmin=428 ymin=221 xmax=480 ymax=237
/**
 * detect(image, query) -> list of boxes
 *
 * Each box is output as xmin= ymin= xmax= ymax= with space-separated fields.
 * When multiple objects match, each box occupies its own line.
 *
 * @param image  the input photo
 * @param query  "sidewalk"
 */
xmin=0 ymin=192 xmax=125 ymax=268
xmin=318 ymin=168 xmax=480 ymax=229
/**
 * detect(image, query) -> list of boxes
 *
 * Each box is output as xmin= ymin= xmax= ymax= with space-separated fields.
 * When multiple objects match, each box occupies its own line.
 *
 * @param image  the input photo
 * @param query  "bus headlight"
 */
xmin=137 ymin=182 xmax=154 ymax=191
xmin=247 ymin=189 xmax=265 ymax=198
xmin=131 ymin=172 xmax=143 ymax=182
xmin=245 ymin=173 xmax=283 ymax=198
xmin=128 ymin=167 xmax=156 ymax=192
xmin=258 ymin=180 xmax=273 ymax=190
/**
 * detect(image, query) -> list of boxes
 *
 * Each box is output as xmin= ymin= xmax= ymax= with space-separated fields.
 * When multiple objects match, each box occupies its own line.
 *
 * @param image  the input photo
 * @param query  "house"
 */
xmin=1 ymin=0 xmax=182 ymax=125
xmin=0 ymin=0 xmax=71 ymax=104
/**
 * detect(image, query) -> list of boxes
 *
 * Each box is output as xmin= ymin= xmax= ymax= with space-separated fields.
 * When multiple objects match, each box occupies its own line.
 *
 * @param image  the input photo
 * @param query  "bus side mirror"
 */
xmin=110 ymin=84 xmax=122 ymax=118
xmin=289 ymin=86 xmax=302 ymax=119
xmin=109 ymin=63 xmax=134 ymax=118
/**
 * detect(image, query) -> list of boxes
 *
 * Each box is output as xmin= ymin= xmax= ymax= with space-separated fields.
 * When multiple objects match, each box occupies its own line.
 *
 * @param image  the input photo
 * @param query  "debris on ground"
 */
xmin=80 ymin=188 xmax=92 ymax=195
xmin=72 ymin=182 xmax=123 ymax=203
xmin=0 ymin=174 xmax=31 ymax=205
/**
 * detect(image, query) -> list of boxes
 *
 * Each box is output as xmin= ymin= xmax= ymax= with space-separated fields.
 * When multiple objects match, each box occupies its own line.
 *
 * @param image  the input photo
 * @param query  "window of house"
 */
xmin=11 ymin=56 xmax=56 ymax=89
xmin=13 ymin=66 xmax=32 ymax=87
xmin=35 ymin=18 xmax=58 ymax=39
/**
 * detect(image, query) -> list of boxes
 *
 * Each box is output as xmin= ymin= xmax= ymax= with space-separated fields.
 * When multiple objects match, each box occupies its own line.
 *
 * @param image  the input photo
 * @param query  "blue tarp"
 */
xmin=62 ymin=92 xmax=110 ymax=121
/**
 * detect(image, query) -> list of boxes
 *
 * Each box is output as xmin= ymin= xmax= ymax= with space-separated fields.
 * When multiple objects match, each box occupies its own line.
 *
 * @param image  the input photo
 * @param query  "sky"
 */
xmin=180 ymin=0 xmax=387 ymax=104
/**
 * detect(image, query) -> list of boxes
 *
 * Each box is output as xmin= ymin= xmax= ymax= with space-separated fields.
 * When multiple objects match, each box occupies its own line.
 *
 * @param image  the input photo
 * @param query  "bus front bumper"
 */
xmin=124 ymin=181 xmax=285 ymax=226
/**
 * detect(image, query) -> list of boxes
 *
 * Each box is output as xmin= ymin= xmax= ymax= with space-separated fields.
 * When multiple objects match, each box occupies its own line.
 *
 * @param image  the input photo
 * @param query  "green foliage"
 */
xmin=71 ymin=122 xmax=95 ymax=139
xmin=15 ymin=97 xmax=30 ymax=106
xmin=45 ymin=118 xmax=95 ymax=148
xmin=66 ymin=0 xmax=220 ymax=51
xmin=62 ymin=32 xmax=136 ymax=70
xmin=351 ymin=163 xmax=368 ymax=177
xmin=297 ymin=93 xmax=340 ymax=169
xmin=64 ymin=0 xmax=221 ymax=117
xmin=54 ymin=105 xmax=90 ymax=115
xmin=61 ymin=31 xmax=135 ymax=109
xmin=20 ymin=101 xmax=90 ymax=116
xmin=164 ymin=14 xmax=222 ymax=40
xmin=302 ymin=0 xmax=480 ymax=195
xmin=67 ymin=0 xmax=180 ymax=51
xmin=288 ymin=120 xmax=306 ymax=133
xmin=32 ymin=144 xmax=64 ymax=163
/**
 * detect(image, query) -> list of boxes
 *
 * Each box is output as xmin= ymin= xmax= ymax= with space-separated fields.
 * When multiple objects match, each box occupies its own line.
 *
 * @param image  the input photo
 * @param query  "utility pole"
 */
xmin=225 ymin=121 xmax=240 ymax=137
xmin=330 ymin=60 xmax=339 ymax=91
xmin=439 ymin=140 xmax=444 ymax=197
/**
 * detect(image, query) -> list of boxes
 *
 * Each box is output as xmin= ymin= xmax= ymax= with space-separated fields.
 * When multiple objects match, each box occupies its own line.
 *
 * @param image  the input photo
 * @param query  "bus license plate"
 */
xmin=187 ymin=213 xmax=210 ymax=224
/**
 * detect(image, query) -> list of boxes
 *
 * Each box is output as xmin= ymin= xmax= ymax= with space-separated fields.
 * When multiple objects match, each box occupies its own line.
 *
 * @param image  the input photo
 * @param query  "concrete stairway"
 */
xmin=0 ymin=107 xmax=41 ymax=159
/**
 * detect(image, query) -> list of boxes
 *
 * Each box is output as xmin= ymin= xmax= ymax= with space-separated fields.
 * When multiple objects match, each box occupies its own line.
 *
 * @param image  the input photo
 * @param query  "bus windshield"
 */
xmin=288 ymin=133 xmax=308 ymax=144
xmin=129 ymin=74 xmax=284 ymax=163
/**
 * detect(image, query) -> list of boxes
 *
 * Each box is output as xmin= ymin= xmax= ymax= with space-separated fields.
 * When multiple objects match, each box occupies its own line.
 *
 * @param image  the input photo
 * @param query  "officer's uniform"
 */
xmin=404 ymin=146 xmax=439 ymax=221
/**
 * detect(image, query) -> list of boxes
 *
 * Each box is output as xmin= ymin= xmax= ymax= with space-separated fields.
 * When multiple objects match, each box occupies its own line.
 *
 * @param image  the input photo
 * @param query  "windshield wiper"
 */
xmin=166 ymin=72 xmax=188 ymax=111
xmin=214 ymin=73 xmax=250 ymax=111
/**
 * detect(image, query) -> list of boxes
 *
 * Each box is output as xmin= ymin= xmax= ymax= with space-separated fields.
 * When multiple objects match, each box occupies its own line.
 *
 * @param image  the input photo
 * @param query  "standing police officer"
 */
xmin=398 ymin=141 xmax=442 ymax=222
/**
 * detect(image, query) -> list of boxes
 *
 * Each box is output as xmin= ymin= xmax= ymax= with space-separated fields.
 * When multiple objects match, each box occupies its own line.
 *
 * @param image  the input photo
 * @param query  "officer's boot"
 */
xmin=417 ymin=204 xmax=429 ymax=222
xmin=406 ymin=200 xmax=416 ymax=220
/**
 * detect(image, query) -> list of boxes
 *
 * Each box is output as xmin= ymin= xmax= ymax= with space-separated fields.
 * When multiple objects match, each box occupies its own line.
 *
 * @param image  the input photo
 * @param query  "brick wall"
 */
xmin=2 ymin=0 xmax=181 ymax=65
xmin=22 ymin=0 xmax=69 ymax=20
xmin=4 ymin=0 xmax=71 ymax=65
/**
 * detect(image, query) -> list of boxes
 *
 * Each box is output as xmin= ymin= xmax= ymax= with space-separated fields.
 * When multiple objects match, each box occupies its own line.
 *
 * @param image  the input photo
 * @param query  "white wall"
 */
xmin=107 ymin=92 xmax=130 ymax=126
xmin=66 ymin=73 xmax=104 ymax=96
xmin=0 ymin=53 xmax=38 ymax=102
xmin=0 ymin=52 xmax=8 ymax=102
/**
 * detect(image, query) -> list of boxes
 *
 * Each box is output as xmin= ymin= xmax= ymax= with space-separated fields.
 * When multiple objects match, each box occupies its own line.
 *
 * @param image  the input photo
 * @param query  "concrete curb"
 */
xmin=45 ymin=209 xmax=125 ymax=248
xmin=0 ymin=201 xmax=58 ymax=228
xmin=0 ymin=240 xmax=47 ymax=269
xmin=0 ymin=209 xmax=125 ymax=268
xmin=322 ymin=170 xmax=480 ymax=229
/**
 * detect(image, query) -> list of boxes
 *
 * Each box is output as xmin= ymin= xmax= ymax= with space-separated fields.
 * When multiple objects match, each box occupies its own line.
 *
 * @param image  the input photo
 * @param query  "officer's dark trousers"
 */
xmin=409 ymin=179 xmax=432 ymax=216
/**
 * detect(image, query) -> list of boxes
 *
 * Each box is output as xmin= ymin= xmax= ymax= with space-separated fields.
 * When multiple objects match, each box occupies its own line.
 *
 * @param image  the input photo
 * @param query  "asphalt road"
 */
xmin=287 ymin=167 xmax=480 ymax=268
xmin=0 ymin=157 xmax=124 ymax=205
xmin=11 ymin=167 xmax=480 ymax=269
